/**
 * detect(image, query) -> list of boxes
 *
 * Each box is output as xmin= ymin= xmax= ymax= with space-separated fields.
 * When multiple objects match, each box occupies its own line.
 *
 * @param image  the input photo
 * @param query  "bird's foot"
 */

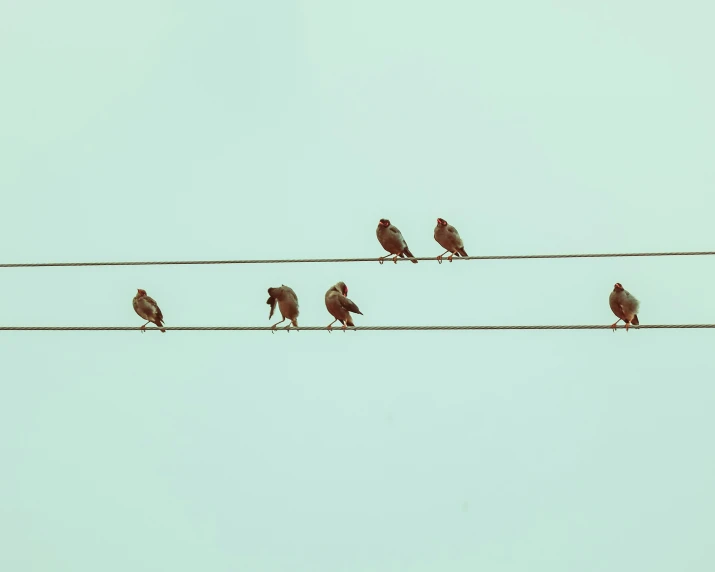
xmin=448 ymin=254 xmax=454 ymax=262
xmin=625 ymin=322 xmax=630 ymax=332
xmin=327 ymin=324 xmax=333 ymax=333
xmin=437 ymin=255 xmax=443 ymax=264
xmin=378 ymin=257 xmax=386 ymax=265
xmin=393 ymin=255 xmax=399 ymax=264
xmin=610 ymin=321 xmax=619 ymax=332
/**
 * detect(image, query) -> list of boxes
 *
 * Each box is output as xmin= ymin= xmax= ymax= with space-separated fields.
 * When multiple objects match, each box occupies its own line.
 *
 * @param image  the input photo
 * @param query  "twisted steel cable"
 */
xmin=1 ymin=251 xmax=714 ymax=268
xmin=0 ymin=325 xmax=713 ymax=331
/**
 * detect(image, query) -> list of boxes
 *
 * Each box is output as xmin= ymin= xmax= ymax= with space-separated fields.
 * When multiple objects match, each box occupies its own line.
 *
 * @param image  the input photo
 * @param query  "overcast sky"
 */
xmin=2 ymin=1 xmax=715 ymax=571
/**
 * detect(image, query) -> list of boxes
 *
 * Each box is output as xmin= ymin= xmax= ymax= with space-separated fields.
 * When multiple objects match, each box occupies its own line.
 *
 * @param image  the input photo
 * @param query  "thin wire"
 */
xmin=0 ymin=325 xmax=713 ymax=331
xmin=1 ymin=251 xmax=714 ymax=268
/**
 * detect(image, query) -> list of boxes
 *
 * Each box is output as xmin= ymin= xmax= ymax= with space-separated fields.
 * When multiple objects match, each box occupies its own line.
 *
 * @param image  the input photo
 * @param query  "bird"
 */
xmin=376 ymin=218 xmax=418 ymax=264
xmin=133 ymin=289 xmax=166 ymax=333
xmin=266 ymin=285 xmax=299 ymax=333
xmin=609 ymin=282 xmax=640 ymax=332
xmin=325 ymin=281 xmax=363 ymax=332
xmin=434 ymin=217 xmax=468 ymax=263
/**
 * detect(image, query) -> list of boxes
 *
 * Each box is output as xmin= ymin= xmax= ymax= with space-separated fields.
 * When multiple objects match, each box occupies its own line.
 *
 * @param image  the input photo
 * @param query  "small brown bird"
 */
xmin=266 ymin=285 xmax=299 ymax=333
xmin=376 ymin=219 xmax=418 ymax=264
xmin=325 ymin=281 xmax=363 ymax=332
xmin=609 ymin=282 xmax=640 ymax=332
xmin=133 ymin=289 xmax=166 ymax=333
xmin=434 ymin=217 xmax=468 ymax=263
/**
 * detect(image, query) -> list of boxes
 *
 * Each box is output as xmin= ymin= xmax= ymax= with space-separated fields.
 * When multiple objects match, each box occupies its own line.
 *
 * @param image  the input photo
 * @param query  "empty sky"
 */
xmin=2 ymin=1 xmax=714 ymax=571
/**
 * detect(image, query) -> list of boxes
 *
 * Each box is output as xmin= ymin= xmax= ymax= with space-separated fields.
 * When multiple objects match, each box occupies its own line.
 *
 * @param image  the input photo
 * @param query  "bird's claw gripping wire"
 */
xmin=438 ymin=250 xmax=453 ymax=264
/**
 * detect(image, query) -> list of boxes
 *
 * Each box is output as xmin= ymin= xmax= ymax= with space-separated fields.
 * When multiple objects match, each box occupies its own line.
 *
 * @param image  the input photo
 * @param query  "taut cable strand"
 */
xmin=1 ymin=251 xmax=715 ymax=268
xmin=0 ymin=325 xmax=713 ymax=331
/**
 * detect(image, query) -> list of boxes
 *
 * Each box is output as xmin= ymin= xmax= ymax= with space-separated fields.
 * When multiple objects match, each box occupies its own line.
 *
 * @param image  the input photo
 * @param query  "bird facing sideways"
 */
xmin=609 ymin=282 xmax=640 ymax=332
xmin=434 ymin=217 xmax=468 ymax=263
xmin=266 ymin=285 xmax=299 ymax=332
xmin=133 ymin=289 xmax=166 ymax=333
xmin=325 ymin=281 xmax=363 ymax=332
xmin=376 ymin=219 xmax=418 ymax=264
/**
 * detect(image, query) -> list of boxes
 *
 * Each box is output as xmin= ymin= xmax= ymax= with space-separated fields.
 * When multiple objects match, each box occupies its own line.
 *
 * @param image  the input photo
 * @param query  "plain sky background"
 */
xmin=2 ymin=1 xmax=714 ymax=570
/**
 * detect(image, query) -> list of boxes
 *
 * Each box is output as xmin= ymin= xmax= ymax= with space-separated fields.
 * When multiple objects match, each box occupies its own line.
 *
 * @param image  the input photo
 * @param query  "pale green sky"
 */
xmin=2 ymin=1 xmax=714 ymax=571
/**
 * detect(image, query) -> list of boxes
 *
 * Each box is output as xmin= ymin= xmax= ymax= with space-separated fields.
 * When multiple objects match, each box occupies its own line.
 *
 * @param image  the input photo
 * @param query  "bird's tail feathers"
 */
xmin=156 ymin=320 xmax=166 ymax=333
xmin=631 ymin=315 xmax=639 ymax=326
xmin=345 ymin=317 xmax=355 ymax=327
xmin=457 ymin=248 xmax=468 ymax=257
xmin=403 ymin=247 xmax=418 ymax=263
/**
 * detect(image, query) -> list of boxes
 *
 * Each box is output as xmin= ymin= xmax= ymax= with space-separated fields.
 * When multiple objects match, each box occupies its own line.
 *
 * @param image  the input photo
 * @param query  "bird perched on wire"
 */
xmin=376 ymin=218 xmax=418 ymax=264
xmin=133 ymin=289 xmax=166 ymax=333
xmin=325 ymin=281 xmax=363 ymax=332
xmin=434 ymin=217 xmax=468 ymax=263
xmin=266 ymin=285 xmax=299 ymax=333
xmin=609 ymin=282 xmax=640 ymax=332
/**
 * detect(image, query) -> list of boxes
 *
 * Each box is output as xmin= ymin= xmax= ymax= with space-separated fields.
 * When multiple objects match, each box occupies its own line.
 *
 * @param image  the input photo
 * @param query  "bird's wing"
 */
xmin=447 ymin=225 xmax=464 ymax=247
xmin=389 ymin=226 xmax=404 ymax=240
xmin=284 ymin=287 xmax=298 ymax=303
xmin=339 ymin=295 xmax=362 ymax=315
xmin=145 ymin=296 xmax=163 ymax=321
xmin=267 ymin=296 xmax=277 ymax=319
xmin=608 ymin=293 xmax=624 ymax=319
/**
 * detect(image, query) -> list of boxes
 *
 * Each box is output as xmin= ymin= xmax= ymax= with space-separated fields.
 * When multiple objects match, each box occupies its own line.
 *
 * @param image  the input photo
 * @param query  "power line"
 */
xmin=0 ymin=325 xmax=713 ymax=331
xmin=1 ymin=251 xmax=714 ymax=268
